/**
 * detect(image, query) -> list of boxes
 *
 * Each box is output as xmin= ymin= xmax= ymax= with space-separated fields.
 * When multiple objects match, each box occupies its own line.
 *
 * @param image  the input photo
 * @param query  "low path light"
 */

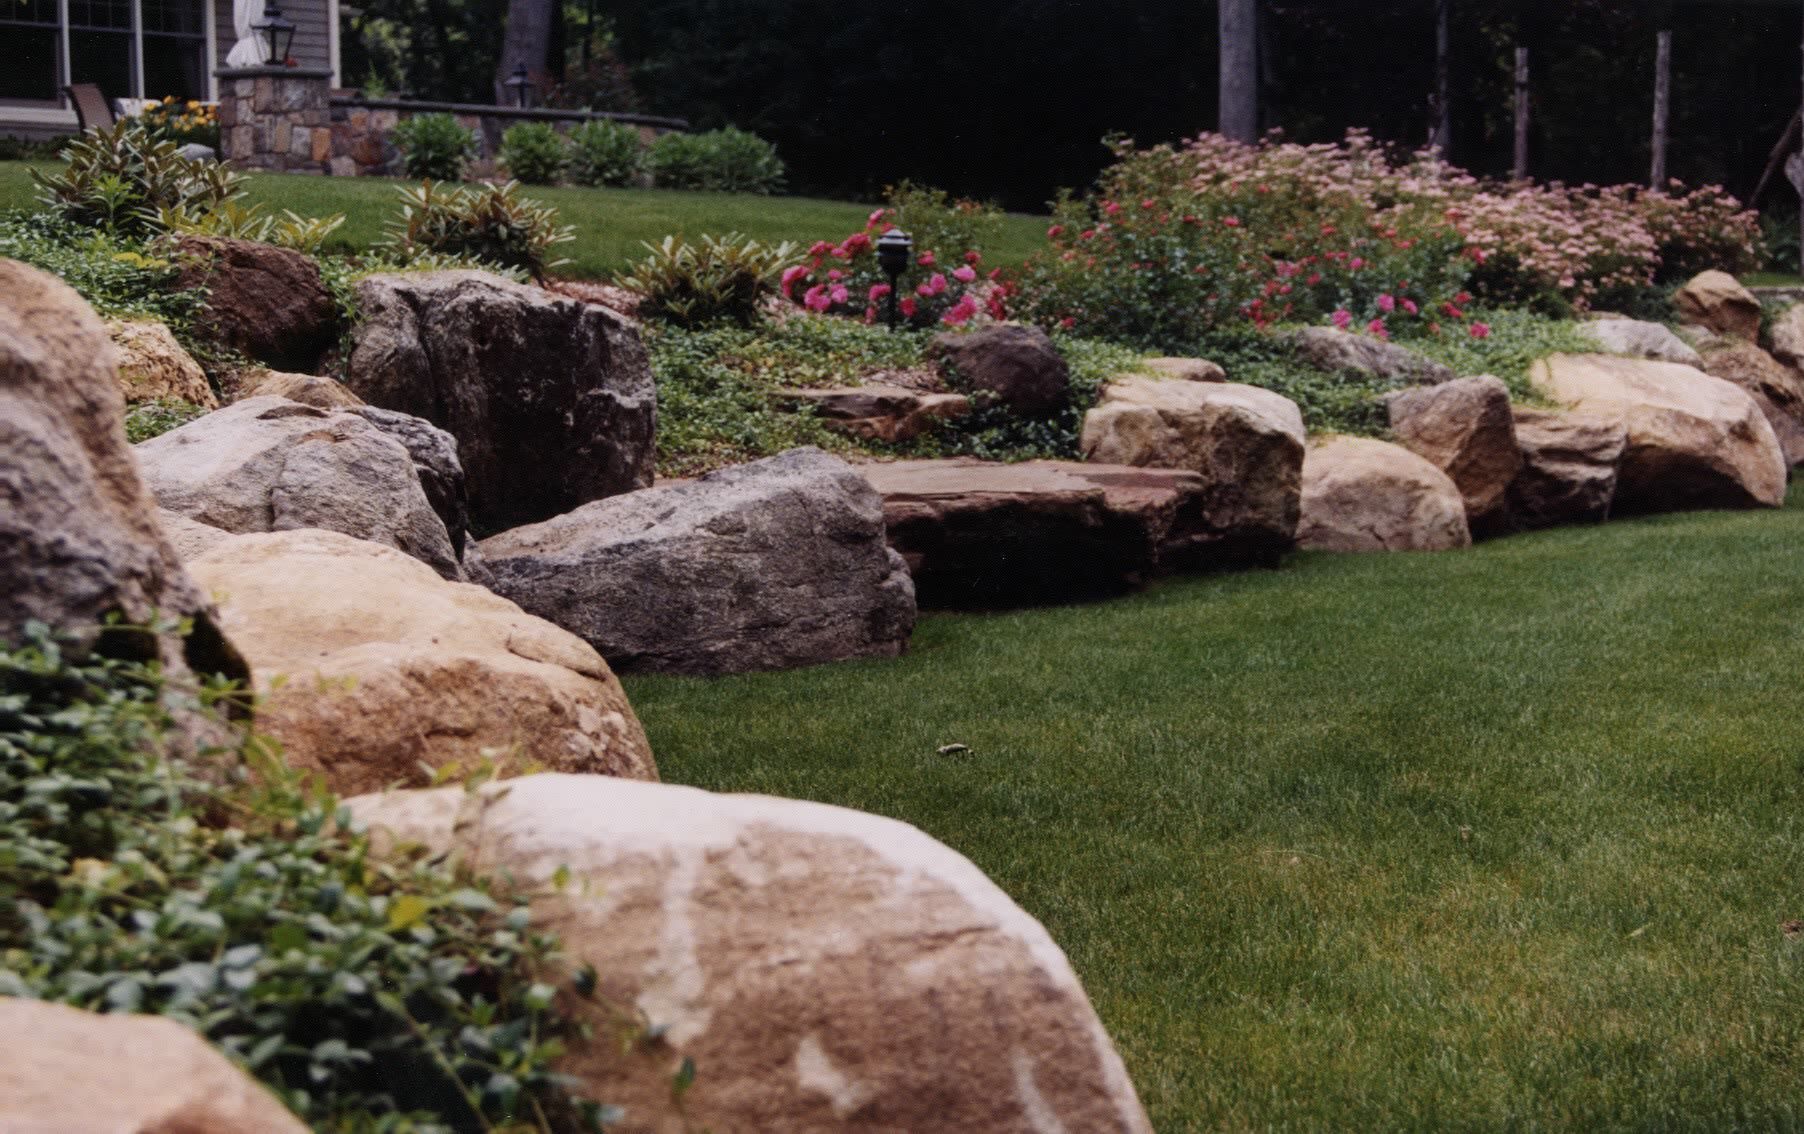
xmin=505 ymin=65 xmax=532 ymax=109
xmin=875 ymin=227 xmax=912 ymax=331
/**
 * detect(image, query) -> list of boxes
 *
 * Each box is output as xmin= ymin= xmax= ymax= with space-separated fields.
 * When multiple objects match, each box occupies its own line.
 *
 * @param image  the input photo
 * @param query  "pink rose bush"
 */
xmin=780 ymin=205 xmax=1009 ymax=329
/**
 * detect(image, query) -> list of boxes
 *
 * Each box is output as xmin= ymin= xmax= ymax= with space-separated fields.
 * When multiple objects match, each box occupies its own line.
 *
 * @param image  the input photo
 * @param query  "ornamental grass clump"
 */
xmin=382 ymin=180 xmax=573 ymax=280
xmin=0 ymin=622 xmax=624 ymax=1132
xmin=32 ymin=118 xmax=243 ymax=237
xmin=620 ymin=232 xmax=797 ymax=328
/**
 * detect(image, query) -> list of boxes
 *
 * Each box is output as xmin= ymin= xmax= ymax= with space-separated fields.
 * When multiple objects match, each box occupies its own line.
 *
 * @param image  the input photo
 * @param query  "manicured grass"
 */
xmin=0 ymin=160 xmax=1050 ymax=278
xmin=624 ymin=488 xmax=1804 ymax=1130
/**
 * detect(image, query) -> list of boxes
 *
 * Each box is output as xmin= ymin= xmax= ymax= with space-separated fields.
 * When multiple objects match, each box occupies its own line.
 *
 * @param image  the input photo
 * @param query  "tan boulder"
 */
xmin=1298 ymin=436 xmax=1471 ymax=552
xmin=1529 ymin=353 xmax=1785 ymax=512
xmin=346 ymin=773 xmax=1153 ymax=1134
xmin=189 ymin=528 xmax=654 ymax=795
xmin=1672 ymin=270 xmax=1760 ymax=342
xmin=158 ymin=508 xmax=233 ymax=560
xmin=0 ymin=997 xmax=307 ymax=1133
xmin=1080 ymin=376 xmax=1304 ymax=552
xmin=106 ymin=319 xmax=218 ymax=408
xmin=1386 ymin=375 xmax=1521 ymax=537
xmin=1697 ymin=339 xmax=1804 ymax=466
xmin=241 ymin=368 xmax=365 ymax=409
xmin=1142 ymin=356 xmax=1225 ymax=382
xmin=1507 ymin=408 xmax=1626 ymax=531
xmin=778 ymin=385 xmax=969 ymax=443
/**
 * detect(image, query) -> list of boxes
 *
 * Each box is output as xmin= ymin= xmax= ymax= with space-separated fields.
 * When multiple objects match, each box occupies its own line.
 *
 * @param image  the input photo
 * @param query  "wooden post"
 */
xmin=1512 ymin=45 xmax=1529 ymax=181
xmin=1219 ymin=0 xmax=1258 ymax=143
xmin=1431 ymin=0 xmax=1452 ymax=159
xmin=1651 ymin=28 xmax=1671 ymax=188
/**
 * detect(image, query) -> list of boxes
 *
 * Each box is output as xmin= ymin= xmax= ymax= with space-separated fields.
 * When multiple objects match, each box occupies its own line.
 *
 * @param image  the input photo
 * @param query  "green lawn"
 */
xmin=0 ymin=160 xmax=1050 ymax=278
xmin=624 ymin=488 xmax=1804 ymax=1131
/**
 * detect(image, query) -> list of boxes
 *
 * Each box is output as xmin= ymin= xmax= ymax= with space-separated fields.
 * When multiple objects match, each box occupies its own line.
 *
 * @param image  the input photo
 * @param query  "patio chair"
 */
xmin=64 ymin=84 xmax=116 ymax=132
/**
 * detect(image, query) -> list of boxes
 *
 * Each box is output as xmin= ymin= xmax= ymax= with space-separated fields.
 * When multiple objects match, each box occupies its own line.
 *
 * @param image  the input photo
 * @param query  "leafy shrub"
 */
xmin=151 ymin=199 xmax=347 ymax=254
xmin=566 ymin=119 xmax=643 ymax=187
xmin=0 ymin=212 xmax=199 ymax=329
xmin=389 ymin=113 xmax=477 ymax=182
xmin=645 ymin=128 xmax=784 ymax=194
xmin=32 ymin=118 xmax=242 ymax=236
xmin=124 ymin=397 xmax=209 ymax=442
xmin=620 ymin=233 xmax=796 ymax=328
xmin=0 ymin=622 xmax=620 ymax=1132
xmin=0 ymin=134 xmax=72 ymax=160
xmin=643 ymin=132 xmax=711 ymax=190
xmin=137 ymin=95 xmax=221 ymax=150
xmin=382 ymin=180 xmax=573 ymax=280
xmin=499 ymin=122 xmax=567 ymax=186
xmin=878 ymin=182 xmax=1005 ymax=270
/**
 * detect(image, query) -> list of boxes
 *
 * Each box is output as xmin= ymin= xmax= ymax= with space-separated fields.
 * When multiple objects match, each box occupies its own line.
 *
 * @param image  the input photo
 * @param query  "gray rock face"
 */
xmin=777 ymin=385 xmax=970 ymax=443
xmin=351 ymin=405 xmax=471 ymax=560
xmin=932 ymin=324 xmax=1071 ymax=416
xmin=1286 ymin=326 xmax=1457 ymax=386
xmin=346 ymin=271 xmax=656 ymax=533
xmin=1386 ymin=375 xmax=1522 ymax=538
xmin=0 ymin=259 xmax=247 ymax=685
xmin=1579 ymin=317 xmax=1703 ymax=367
xmin=479 ymin=448 xmax=916 ymax=675
xmin=136 ymin=396 xmax=463 ymax=580
xmin=1506 ymin=408 xmax=1626 ymax=531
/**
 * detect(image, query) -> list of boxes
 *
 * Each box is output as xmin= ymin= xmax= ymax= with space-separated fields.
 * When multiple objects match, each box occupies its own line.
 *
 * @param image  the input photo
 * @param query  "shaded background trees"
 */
xmin=344 ymin=0 xmax=1804 ymax=212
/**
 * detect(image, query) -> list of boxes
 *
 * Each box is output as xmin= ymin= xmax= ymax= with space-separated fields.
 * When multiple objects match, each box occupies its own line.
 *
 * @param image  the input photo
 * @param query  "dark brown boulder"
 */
xmin=479 ymin=449 xmax=915 ymax=675
xmin=346 ymin=271 xmax=655 ymax=533
xmin=1506 ymin=408 xmax=1626 ymax=530
xmin=0 ymin=257 xmax=246 ymax=684
xmin=174 ymin=235 xmax=337 ymax=372
xmin=932 ymin=324 xmax=1070 ymax=416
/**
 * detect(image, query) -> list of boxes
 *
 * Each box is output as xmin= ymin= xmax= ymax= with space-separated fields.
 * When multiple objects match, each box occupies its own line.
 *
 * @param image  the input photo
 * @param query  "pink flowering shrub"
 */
xmin=780 ymin=203 xmax=1008 ymax=329
xmin=1014 ymin=130 xmax=1763 ymax=350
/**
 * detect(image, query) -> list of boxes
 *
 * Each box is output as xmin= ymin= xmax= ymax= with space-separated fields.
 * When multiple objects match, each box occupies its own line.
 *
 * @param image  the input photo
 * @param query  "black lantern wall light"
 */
xmin=252 ymin=3 xmax=296 ymax=65
xmin=874 ymin=227 xmax=913 ymax=331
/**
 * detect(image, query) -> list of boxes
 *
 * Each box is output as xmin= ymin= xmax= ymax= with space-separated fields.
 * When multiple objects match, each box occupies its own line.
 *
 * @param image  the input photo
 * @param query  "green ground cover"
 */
xmin=624 ymin=487 xmax=1804 ymax=1131
xmin=0 ymin=160 xmax=1048 ymax=278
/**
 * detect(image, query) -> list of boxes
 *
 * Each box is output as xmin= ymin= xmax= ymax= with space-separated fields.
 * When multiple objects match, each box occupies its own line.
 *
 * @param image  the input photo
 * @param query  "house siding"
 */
xmin=214 ymin=0 xmax=331 ymax=75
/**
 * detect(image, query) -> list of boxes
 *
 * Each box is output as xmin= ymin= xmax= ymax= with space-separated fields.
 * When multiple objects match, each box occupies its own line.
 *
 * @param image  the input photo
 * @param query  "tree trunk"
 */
xmin=1219 ymin=0 xmax=1258 ymax=143
xmin=494 ymin=0 xmax=556 ymax=105
xmin=1651 ymin=27 xmax=1671 ymax=188
xmin=1513 ymin=45 xmax=1529 ymax=181
xmin=1430 ymin=0 xmax=1451 ymax=159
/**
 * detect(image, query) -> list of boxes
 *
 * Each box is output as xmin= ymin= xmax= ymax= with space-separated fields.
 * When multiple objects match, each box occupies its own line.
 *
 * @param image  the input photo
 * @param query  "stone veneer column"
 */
xmin=215 ymin=67 xmax=334 ymax=174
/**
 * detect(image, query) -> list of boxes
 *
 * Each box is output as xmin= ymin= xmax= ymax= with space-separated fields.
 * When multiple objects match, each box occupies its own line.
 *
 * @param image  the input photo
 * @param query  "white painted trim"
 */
xmin=57 ymin=0 xmax=70 ymax=107
xmin=130 ymin=0 xmax=144 ymax=98
xmin=0 ymin=105 xmax=81 ymax=126
xmin=204 ymin=0 xmax=217 ymax=100
xmin=327 ymin=0 xmax=339 ymax=85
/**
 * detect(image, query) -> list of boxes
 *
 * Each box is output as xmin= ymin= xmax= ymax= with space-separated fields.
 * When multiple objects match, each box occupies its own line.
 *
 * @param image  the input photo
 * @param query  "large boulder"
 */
xmin=0 ymin=258 xmax=245 ymax=684
xmin=190 ymin=529 xmax=655 ymax=795
xmin=1529 ymin=353 xmax=1785 ymax=512
xmin=135 ymin=396 xmax=463 ymax=580
xmin=350 ymin=404 xmax=472 ymax=560
xmin=1079 ymin=375 xmax=1304 ymax=557
xmin=106 ymin=318 xmax=217 ymax=407
xmin=778 ymin=385 xmax=970 ymax=443
xmin=479 ymin=448 xmax=915 ymax=675
xmin=1142 ymin=356 xmax=1226 ymax=382
xmin=347 ymin=774 xmax=1154 ymax=1134
xmin=0 ymin=998 xmax=308 ymax=1134
xmin=1285 ymin=326 xmax=1456 ymax=386
xmin=346 ymin=271 xmax=655 ymax=532
xmin=174 ymin=234 xmax=337 ymax=372
xmin=1385 ymin=375 xmax=1522 ymax=537
xmin=932 ymin=324 xmax=1070 ymax=416
xmin=1506 ymin=408 xmax=1626 ymax=531
xmin=1672 ymin=270 xmax=1760 ymax=342
xmin=1696 ymin=339 xmax=1804 ymax=467
xmin=1767 ymin=302 xmax=1804 ymax=369
xmin=1578 ymin=316 xmax=1703 ymax=367
xmin=1297 ymin=436 xmax=1472 ymax=552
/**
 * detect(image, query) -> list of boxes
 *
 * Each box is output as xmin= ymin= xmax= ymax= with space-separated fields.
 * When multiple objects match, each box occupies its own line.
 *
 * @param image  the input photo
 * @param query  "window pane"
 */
xmin=0 ymin=26 xmax=58 ymax=101
xmin=67 ymin=0 xmax=132 ymax=30
xmin=70 ymin=28 xmax=132 ymax=97
xmin=0 ymin=0 xmax=59 ymax=25
xmin=142 ymin=0 xmax=204 ymax=36
xmin=143 ymin=34 xmax=204 ymax=101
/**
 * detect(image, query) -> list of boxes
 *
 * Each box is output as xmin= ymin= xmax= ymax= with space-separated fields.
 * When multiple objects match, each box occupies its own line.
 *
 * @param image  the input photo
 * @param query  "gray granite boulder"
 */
xmin=1506 ymin=408 xmax=1626 ymax=531
xmin=346 ymin=270 xmax=655 ymax=532
xmin=136 ymin=396 xmax=463 ymax=580
xmin=1579 ymin=317 xmax=1703 ymax=367
xmin=1286 ymin=326 xmax=1456 ymax=386
xmin=479 ymin=448 xmax=916 ymax=675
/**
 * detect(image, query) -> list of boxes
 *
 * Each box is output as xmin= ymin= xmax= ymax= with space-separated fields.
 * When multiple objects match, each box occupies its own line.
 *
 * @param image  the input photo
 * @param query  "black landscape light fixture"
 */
xmin=505 ymin=65 xmax=532 ymax=109
xmin=253 ymin=3 xmax=296 ymax=65
xmin=875 ymin=227 xmax=912 ymax=331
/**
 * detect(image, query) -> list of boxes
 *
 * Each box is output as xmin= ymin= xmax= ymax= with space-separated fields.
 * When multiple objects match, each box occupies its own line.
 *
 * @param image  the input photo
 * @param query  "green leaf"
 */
xmin=387 ymin=893 xmax=432 ymax=931
xmin=671 ymin=1055 xmax=696 ymax=1101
